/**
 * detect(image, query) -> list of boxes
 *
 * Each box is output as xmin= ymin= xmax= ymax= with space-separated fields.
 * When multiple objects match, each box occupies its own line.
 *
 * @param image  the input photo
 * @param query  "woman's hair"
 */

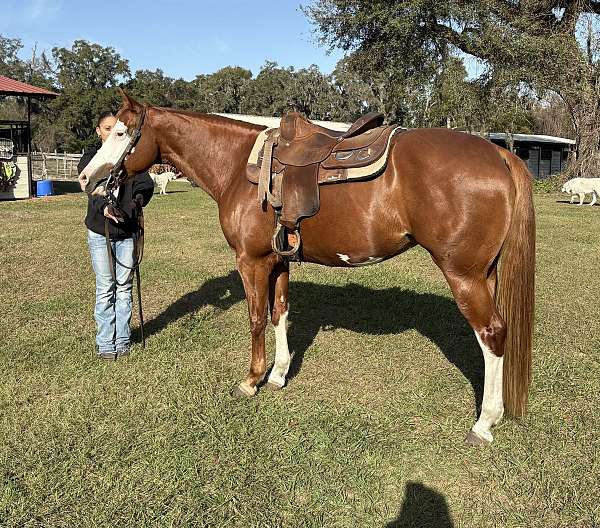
xmin=97 ymin=111 xmax=115 ymax=127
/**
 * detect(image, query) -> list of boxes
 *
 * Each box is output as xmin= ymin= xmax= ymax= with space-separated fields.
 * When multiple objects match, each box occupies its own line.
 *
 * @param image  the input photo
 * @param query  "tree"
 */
xmin=48 ymin=40 xmax=130 ymax=151
xmin=242 ymin=61 xmax=296 ymax=116
xmin=195 ymin=66 xmax=252 ymax=113
xmin=0 ymin=35 xmax=26 ymax=80
xmin=127 ymin=69 xmax=174 ymax=107
xmin=305 ymin=0 xmax=600 ymax=175
xmin=284 ymin=65 xmax=342 ymax=119
xmin=330 ymin=57 xmax=381 ymax=121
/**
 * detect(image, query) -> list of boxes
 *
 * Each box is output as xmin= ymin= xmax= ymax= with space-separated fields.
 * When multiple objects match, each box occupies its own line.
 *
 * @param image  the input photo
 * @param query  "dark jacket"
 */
xmin=78 ymin=148 xmax=154 ymax=240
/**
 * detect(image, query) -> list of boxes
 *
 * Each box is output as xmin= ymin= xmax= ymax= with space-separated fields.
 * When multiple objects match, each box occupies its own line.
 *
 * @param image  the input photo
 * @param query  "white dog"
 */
xmin=150 ymin=171 xmax=180 ymax=195
xmin=561 ymin=177 xmax=600 ymax=206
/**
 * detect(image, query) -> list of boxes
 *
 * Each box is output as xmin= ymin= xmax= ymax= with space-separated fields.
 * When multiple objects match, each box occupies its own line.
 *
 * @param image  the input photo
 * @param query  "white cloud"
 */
xmin=28 ymin=0 xmax=62 ymax=20
xmin=213 ymin=36 xmax=231 ymax=54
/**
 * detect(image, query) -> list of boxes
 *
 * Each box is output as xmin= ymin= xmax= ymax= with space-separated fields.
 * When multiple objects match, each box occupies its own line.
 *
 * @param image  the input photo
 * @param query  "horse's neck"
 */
xmin=154 ymin=110 xmax=260 ymax=202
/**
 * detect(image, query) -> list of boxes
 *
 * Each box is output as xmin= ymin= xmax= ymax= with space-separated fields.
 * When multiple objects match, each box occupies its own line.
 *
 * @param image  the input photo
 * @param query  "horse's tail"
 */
xmin=495 ymin=147 xmax=535 ymax=418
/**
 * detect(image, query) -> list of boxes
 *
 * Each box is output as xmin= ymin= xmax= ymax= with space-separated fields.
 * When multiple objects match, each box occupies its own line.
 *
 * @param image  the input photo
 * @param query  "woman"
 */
xmin=78 ymin=111 xmax=154 ymax=360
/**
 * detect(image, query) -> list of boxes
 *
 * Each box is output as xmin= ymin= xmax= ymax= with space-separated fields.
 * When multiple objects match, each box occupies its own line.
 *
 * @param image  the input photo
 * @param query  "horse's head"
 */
xmin=79 ymin=89 xmax=160 ymax=195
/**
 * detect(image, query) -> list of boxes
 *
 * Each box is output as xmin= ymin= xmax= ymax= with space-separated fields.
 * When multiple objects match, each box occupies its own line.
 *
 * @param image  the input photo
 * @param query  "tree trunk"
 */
xmin=505 ymin=130 xmax=515 ymax=153
xmin=563 ymin=88 xmax=600 ymax=179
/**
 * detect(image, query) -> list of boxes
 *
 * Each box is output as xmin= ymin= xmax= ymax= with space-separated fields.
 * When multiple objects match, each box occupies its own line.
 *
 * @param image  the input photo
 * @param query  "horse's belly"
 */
xmin=299 ymin=182 xmax=413 ymax=267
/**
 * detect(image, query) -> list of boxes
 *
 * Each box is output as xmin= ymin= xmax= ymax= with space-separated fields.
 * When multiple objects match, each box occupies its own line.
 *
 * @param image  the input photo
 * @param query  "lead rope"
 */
xmin=104 ymin=202 xmax=145 ymax=349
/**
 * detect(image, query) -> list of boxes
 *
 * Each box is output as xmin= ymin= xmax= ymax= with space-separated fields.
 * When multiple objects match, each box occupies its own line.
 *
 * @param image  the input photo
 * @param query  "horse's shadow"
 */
xmin=142 ymin=270 xmax=483 ymax=411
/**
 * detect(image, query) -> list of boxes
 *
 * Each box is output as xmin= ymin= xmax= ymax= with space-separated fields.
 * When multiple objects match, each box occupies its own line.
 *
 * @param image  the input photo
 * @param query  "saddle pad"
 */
xmin=247 ymin=126 xmax=403 ymax=185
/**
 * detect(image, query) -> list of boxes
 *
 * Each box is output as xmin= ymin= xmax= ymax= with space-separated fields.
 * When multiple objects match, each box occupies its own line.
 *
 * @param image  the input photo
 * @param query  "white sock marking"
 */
xmin=471 ymin=332 xmax=504 ymax=442
xmin=268 ymin=310 xmax=290 ymax=387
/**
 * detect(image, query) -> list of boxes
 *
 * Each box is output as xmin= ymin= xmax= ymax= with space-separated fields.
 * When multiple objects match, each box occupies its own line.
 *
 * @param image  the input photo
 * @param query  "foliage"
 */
xmin=0 ymin=161 xmax=17 ymax=191
xmin=304 ymin=0 xmax=599 ymax=174
xmin=0 ymin=19 xmax=586 ymax=154
xmin=195 ymin=66 xmax=253 ymax=114
xmin=532 ymin=174 xmax=562 ymax=194
xmin=47 ymin=40 xmax=131 ymax=152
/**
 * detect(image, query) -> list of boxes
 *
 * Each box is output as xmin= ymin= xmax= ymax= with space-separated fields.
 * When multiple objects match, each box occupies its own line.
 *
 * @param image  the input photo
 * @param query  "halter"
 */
xmin=104 ymin=105 xmax=148 ymax=204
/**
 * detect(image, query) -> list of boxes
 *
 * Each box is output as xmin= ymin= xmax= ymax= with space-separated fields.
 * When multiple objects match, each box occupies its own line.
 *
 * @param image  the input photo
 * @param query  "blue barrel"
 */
xmin=36 ymin=180 xmax=54 ymax=197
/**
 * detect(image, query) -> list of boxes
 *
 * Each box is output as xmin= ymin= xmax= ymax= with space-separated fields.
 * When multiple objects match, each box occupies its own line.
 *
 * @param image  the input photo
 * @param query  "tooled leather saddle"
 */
xmin=246 ymin=111 xmax=402 ymax=258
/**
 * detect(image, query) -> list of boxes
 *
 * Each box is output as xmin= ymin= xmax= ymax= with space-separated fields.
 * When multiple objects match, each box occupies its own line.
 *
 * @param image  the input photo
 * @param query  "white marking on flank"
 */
xmin=336 ymin=253 xmax=384 ymax=267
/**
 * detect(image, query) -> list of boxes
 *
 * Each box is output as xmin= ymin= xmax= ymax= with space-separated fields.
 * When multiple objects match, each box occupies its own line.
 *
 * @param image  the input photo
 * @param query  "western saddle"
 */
xmin=246 ymin=111 xmax=401 ymax=258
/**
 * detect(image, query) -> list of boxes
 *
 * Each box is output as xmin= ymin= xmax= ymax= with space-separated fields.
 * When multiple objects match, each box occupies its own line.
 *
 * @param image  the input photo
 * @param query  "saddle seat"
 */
xmin=276 ymin=111 xmax=386 ymax=167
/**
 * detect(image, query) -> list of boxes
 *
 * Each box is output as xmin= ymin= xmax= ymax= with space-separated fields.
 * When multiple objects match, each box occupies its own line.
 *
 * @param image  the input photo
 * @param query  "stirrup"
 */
xmin=271 ymin=222 xmax=301 ymax=258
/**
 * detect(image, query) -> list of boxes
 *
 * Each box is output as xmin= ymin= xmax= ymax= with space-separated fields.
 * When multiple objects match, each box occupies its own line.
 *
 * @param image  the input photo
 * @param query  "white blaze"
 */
xmin=79 ymin=120 xmax=132 ymax=183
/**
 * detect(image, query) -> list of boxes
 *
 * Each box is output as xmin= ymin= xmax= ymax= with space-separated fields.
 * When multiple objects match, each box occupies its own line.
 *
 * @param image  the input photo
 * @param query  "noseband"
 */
xmin=104 ymin=105 xmax=147 ymax=203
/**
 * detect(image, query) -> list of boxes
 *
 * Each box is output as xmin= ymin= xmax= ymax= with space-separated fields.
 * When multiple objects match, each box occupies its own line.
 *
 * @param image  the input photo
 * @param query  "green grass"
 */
xmin=1 ymin=184 xmax=599 ymax=527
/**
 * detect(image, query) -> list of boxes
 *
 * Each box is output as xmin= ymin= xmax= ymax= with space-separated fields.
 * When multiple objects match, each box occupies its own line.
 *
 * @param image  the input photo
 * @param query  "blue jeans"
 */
xmin=87 ymin=230 xmax=134 ymax=353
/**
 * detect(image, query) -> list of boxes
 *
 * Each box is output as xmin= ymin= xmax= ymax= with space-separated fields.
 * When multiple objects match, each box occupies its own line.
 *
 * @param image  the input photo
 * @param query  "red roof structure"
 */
xmin=0 ymin=76 xmax=58 ymax=98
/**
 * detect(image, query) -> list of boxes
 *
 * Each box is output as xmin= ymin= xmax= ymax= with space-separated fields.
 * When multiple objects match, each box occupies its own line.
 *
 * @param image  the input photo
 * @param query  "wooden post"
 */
xmin=27 ymin=96 xmax=33 ymax=197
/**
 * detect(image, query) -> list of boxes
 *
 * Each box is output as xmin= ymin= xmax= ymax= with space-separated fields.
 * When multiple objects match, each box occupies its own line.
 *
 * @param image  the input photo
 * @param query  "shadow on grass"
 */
xmin=143 ymin=270 xmax=245 ymax=337
xmin=143 ymin=270 xmax=483 ymax=410
xmin=556 ymin=199 xmax=598 ymax=206
xmin=385 ymin=481 xmax=454 ymax=528
xmin=49 ymin=180 xmax=83 ymax=195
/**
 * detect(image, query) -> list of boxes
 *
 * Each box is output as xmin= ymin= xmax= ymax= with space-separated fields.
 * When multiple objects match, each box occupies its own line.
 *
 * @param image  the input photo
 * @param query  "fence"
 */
xmin=31 ymin=152 xmax=82 ymax=181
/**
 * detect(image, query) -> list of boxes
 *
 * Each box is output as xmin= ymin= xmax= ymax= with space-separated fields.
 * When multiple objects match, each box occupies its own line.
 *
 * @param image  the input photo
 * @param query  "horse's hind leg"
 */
xmin=442 ymin=269 xmax=507 ymax=444
xmin=267 ymin=261 xmax=290 ymax=389
xmin=590 ymin=191 xmax=597 ymax=206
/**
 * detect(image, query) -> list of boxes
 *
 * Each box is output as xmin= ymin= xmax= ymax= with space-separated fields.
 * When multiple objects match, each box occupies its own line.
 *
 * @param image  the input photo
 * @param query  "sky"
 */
xmin=2 ymin=0 xmax=345 ymax=80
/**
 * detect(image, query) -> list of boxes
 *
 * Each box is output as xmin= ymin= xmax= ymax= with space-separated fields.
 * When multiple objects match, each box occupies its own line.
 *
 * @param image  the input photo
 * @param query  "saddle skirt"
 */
xmin=246 ymin=113 xmax=403 ymax=230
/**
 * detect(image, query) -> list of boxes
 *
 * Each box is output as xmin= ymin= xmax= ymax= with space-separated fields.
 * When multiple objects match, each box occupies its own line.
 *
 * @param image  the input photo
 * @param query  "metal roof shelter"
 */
xmin=488 ymin=132 xmax=575 ymax=178
xmin=0 ymin=76 xmax=58 ymax=198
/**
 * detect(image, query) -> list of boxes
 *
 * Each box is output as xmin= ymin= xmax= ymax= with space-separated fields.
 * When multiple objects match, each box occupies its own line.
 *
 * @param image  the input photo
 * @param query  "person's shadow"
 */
xmin=141 ymin=270 xmax=484 ymax=412
xmin=385 ymin=481 xmax=454 ymax=528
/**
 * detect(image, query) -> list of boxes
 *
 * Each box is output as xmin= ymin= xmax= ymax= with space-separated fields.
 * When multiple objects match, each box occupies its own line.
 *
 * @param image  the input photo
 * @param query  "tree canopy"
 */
xmin=0 ymin=24 xmax=587 ymax=167
xmin=304 ymin=0 xmax=600 ymax=174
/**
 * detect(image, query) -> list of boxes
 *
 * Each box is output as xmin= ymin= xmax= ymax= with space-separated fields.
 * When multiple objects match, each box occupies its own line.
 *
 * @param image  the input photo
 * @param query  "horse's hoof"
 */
xmin=266 ymin=379 xmax=285 ymax=391
xmin=465 ymin=430 xmax=492 ymax=446
xmin=231 ymin=382 xmax=256 ymax=399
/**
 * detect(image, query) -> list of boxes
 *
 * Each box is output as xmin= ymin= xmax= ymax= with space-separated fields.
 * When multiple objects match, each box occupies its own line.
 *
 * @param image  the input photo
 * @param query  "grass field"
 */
xmin=1 ymin=183 xmax=599 ymax=527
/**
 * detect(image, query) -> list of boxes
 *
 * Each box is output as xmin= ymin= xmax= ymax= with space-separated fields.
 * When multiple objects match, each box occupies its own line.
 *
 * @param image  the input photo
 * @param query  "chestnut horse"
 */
xmin=80 ymin=91 xmax=534 ymax=444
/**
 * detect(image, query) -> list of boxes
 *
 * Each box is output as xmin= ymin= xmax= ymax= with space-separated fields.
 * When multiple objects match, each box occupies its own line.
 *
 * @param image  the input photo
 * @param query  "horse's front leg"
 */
xmin=266 ymin=261 xmax=290 ymax=389
xmin=233 ymin=254 xmax=277 ymax=397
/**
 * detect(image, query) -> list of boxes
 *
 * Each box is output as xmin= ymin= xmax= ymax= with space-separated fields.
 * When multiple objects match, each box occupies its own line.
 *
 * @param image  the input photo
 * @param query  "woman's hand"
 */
xmin=78 ymin=173 xmax=89 ymax=192
xmin=103 ymin=205 xmax=124 ymax=223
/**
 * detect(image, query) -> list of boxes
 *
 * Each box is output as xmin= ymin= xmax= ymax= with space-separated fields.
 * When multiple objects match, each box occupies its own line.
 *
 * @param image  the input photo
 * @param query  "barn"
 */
xmin=488 ymin=132 xmax=575 ymax=179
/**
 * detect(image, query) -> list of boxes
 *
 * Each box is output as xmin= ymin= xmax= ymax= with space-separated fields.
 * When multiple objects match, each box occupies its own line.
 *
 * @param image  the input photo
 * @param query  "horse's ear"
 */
xmin=118 ymin=87 xmax=141 ymax=110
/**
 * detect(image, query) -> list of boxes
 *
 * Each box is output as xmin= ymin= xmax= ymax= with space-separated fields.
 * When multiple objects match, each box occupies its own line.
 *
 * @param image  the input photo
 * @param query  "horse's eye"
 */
xmin=117 ymin=131 xmax=125 ymax=137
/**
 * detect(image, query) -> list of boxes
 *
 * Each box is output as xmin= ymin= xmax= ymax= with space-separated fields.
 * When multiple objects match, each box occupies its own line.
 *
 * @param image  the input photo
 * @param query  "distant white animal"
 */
xmin=561 ymin=177 xmax=600 ymax=206
xmin=150 ymin=171 xmax=180 ymax=195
